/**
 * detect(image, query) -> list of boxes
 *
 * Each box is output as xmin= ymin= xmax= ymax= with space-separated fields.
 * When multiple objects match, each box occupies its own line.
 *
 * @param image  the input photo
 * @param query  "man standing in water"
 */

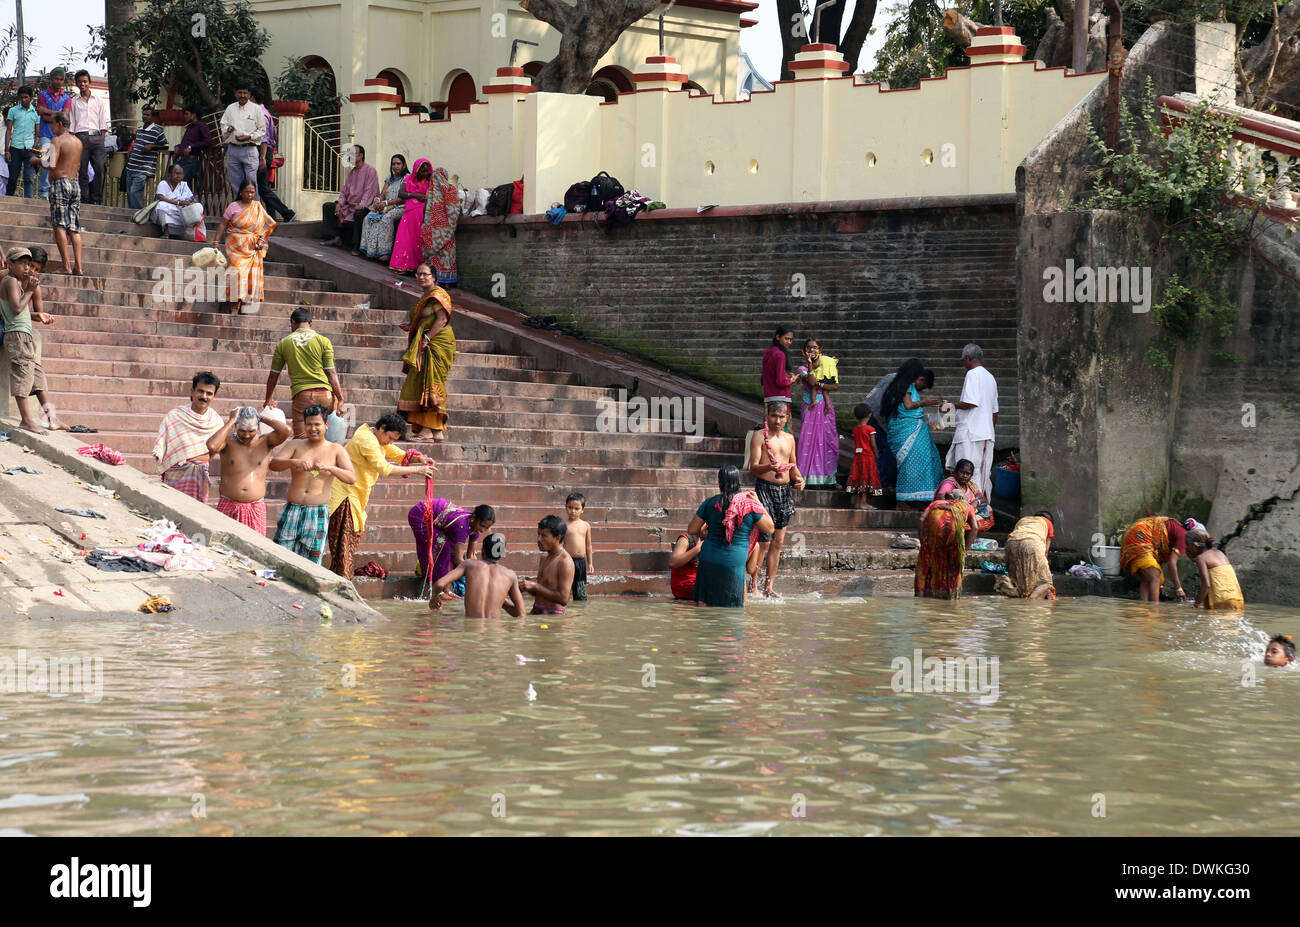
xmin=429 ymin=533 xmax=527 ymax=619
xmin=206 ymin=406 xmax=293 ymax=533
xmin=747 ymin=400 xmax=805 ymax=598
xmin=268 ymin=404 xmax=356 ymax=564
xmin=520 ymin=515 xmax=574 ymax=615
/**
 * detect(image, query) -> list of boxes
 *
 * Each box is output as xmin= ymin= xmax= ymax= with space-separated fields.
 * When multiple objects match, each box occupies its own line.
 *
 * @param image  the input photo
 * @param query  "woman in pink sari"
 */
xmin=795 ymin=339 xmax=841 ymax=488
xmin=389 ymin=158 xmax=432 ymax=273
xmin=421 ymin=166 xmax=460 ymax=285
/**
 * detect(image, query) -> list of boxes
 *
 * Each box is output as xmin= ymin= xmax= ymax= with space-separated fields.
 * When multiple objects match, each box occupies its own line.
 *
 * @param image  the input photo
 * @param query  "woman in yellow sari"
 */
xmin=215 ymin=180 xmax=276 ymax=314
xmin=398 ymin=263 xmax=456 ymax=441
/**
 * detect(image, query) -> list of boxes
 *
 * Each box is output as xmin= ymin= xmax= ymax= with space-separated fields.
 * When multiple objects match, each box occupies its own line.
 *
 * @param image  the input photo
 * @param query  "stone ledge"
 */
xmin=0 ymin=425 xmax=382 ymax=621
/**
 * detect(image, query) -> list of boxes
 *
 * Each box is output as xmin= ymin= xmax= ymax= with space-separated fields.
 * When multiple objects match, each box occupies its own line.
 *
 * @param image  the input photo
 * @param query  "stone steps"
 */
xmin=6 ymin=192 xmax=933 ymax=598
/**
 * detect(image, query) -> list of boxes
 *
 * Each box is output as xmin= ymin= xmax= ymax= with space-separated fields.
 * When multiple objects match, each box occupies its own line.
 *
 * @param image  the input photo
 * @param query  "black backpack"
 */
xmin=588 ymin=171 xmax=624 ymax=211
xmin=563 ymin=181 xmax=591 ymax=213
xmin=485 ymin=182 xmax=514 ymax=217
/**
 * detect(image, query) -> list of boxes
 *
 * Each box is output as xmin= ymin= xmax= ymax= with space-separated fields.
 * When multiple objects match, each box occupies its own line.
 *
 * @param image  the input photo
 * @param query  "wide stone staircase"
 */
xmin=1 ymin=196 xmax=924 ymax=599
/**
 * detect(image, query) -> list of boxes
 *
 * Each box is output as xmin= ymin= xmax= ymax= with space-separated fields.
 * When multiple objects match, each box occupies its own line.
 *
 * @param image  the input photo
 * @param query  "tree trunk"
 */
xmin=839 ymin=0 xmax=877 ymax=72
xmin=523 ymin=0 xmax=662 ymax=94
xmin=942 ymin=9 xmax=980 ymax=47
xmin=104 ymin=0 xmax=138 ymax=127
xmin=775 ymin=0 xmax=809 ymax=82
xmin=1239 ymin=1 xmax=1300 ymax=109
xmin=1033 ymin=0 xmax=1107 ymax=69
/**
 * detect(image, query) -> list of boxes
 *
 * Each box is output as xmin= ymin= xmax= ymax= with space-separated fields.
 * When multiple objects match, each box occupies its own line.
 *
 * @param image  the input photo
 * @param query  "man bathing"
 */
xmin=268 ymin=404 xmax=356 ymax=564
xmin=430 ymin=533 xmax=527 ymax=619
xmin=747 ymin=400 xmax=805 ymax=598
xmin=563 ymin=491 xmax=593 ymax=602
xmin=207 ymin=406 xmax=292 ymax=533
xmin=520 ymin=514 xmax=574 ymax=615
xmin=154 ymin=372 xmax=224 ymax=503
xmin=1 ymin=247 xmax=62 ymax=434
xmin=42 ymin=112 xmax=83 ymax=276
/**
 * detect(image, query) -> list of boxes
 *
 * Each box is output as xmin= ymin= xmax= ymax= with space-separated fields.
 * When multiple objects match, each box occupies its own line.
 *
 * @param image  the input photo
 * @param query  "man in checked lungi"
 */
xmin=153 ymin=372 xmax=224 ymax=503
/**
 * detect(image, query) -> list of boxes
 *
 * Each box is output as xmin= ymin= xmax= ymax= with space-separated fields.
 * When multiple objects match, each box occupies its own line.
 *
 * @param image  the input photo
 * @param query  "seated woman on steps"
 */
xmin=154 ymin=163 xmax=200 ymax=240
xmin=214 ymin=179 xmax=275 ymax=314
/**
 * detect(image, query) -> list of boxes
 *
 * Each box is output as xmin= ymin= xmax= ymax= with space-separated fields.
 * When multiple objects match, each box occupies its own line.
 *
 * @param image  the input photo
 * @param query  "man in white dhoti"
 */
xmin=154 ymin=163 xmax=201 ymax=239
xmin=946 ymin=343 xmax=999 ymax=498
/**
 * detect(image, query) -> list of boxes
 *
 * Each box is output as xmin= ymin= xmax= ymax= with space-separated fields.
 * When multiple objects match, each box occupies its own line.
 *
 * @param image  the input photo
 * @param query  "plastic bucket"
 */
xmin=992 ymin=466 xmax=1021 ymax=500
xmin=1094 ymin=545 xmax=1122 ymax=577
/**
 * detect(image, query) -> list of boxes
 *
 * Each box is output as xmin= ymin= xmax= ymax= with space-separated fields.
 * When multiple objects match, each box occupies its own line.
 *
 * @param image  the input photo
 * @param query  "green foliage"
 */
xmin=1071 ymin=82 xmax=1246 ymax=368
xmin=90 ymin=0 xmax=271 ymax=109
xmin=867 ymin=0 xmax=1051 ymax=89
xmin=276 ymin=57 xmax=341 ymax=118
xmin=0 ymin=26 xmax=82 ymax=113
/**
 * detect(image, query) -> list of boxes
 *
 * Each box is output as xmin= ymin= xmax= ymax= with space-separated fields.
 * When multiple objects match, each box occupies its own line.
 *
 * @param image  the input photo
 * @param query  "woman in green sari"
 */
xmin=398 ymin=263 xmax=456 ymax=441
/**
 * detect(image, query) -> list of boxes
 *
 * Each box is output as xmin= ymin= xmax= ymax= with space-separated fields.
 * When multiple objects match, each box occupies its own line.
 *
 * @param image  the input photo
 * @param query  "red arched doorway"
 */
xmin=375 ymin=69 xmax=407 ymax=104
xmin=447 ymin=73 xmax=477 ymax=113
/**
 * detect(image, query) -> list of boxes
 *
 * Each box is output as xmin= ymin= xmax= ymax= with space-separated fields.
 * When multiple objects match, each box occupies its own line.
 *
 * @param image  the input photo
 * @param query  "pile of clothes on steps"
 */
xmin=84 ymin=520 xmax=214 ymax=573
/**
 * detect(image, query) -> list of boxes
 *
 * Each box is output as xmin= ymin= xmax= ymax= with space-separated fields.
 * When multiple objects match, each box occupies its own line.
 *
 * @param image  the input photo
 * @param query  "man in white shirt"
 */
xmin=219 ymin=83 xmax=266 ymax=203
xmin=68 ymin=69 xmax=108 ymax=204
xmin=946 ymin=343 xmax=999 ymax=498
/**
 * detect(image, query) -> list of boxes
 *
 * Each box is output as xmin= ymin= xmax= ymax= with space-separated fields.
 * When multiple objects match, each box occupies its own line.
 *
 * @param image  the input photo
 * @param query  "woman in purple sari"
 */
xmin=389 ymin=158 xmax=432 ymax=274
xmin=795 ymin=339 xmax=841 ymax=487
xmin=408 ymin=498 xmax=496 ymax=582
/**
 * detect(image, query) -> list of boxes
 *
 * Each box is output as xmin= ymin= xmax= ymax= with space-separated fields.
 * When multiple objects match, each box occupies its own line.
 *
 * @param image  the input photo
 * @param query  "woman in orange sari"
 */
xmin=1120 ymin=515 xmax=1187 ymax=601
xmin=215 ymin=180 xmax=276 ymax=314
xmin=914 ymin=491 xmax=979 ymax=599
xmin=934 ymin=458 xmax=995 ymax=532
xmin=398 ymin=263 xmax=455 ymax=441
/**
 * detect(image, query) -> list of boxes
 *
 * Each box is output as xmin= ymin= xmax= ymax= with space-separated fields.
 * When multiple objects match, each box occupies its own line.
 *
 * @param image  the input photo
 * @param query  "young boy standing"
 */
xmin=563 ymin=492 xmax=594 ymax=602
xmin=1 ymin=247 xmax=60 ymax=434
xmin=268 ymin=404 xmax=356 ymax=564
xmin=521 ymin=515 xmax=575 ymax=615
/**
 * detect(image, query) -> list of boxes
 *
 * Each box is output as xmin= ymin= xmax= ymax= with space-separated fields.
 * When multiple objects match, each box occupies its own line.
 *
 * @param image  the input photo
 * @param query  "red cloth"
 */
xmin=670 ymin=534 xmax=698 ymax=599
xmin=216 ymin=496 xmax=267 ymax=534
xmin=722 ymin=492 xmax=767 ymax=545
xmin=761 ymin=345 xmax=791 ymax=400
xmin=77 ymin=444 xmax=124 ymax=466
xmin=1165 ymin=518 xmax=1187 ymax=554
xmin=355 ymin=560 xmax=388 ymax=578
xmin=510 ymin=179 xmax=524 ymax=215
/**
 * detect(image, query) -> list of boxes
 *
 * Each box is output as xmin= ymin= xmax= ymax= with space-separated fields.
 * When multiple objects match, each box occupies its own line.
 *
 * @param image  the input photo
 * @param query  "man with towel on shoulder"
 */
xmin=154 ymin=372 xmax=224 ymax=503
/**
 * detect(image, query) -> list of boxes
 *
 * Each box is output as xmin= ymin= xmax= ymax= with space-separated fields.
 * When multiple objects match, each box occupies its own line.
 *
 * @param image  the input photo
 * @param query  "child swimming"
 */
xmin=1265 ymin=635 xmax=1295 ymax=667
xmin=1185 ymin=528 xmax=1244 ymax=611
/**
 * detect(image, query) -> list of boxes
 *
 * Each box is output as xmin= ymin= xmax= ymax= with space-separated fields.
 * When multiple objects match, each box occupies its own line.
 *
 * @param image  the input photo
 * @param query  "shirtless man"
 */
xmin=268 ymin=404 xmax=356 ymax=564
xmin=520 ymin=514 xmax=575 ymax=615
xmin=747 ymin=400 xmax=806 ymax=598
xmin=207 ymin=406 xmax=292 ymax=534
xmin=40 ymin=112 xmax=83 ymax=276
xmin=430 ymin=533 xmax=527 ymax=619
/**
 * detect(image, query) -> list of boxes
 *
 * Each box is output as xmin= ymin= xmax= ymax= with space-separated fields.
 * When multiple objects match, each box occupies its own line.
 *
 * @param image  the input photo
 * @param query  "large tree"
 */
xmin=522 ymin=0 xmax=661 ymax=93
xmin=92 ymin=0 xmax=270 ymax=110
xmin=104 ymin=0 xmax=137 ymax=125
xmin=775 ymin=0 xmax=880 ymax=80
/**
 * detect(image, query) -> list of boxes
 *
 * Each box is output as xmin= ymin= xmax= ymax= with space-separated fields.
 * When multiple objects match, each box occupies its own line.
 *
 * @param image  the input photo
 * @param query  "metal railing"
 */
xmin=303 ymin=112 xmax=347 ymax=194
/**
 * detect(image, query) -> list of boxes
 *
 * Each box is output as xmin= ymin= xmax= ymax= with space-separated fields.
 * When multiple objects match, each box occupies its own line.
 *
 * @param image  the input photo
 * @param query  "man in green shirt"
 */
xmin=264 ymin=306 xmax=348 ymax=437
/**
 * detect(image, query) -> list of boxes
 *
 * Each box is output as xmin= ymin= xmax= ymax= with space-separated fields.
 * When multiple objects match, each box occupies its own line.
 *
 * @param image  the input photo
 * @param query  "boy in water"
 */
xmin=521 ymin=514 xmax=574 ymax=615
xmin=430 ymin=533 xmax=526 ymax=618
xmin=1265 ymin=635 xmax=1295 ymax=667
xmin=563 ymin=491 xmax=593 ymax=602
xmin=268 ymin=404 xmax=356 ymax=564
xmin=1186 ymin=528 xmax=1244 ymax=611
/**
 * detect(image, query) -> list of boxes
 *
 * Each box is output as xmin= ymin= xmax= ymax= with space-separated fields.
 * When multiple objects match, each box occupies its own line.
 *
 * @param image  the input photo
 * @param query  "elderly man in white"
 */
xmin=946 ymin=343 xmax=999 ymax=498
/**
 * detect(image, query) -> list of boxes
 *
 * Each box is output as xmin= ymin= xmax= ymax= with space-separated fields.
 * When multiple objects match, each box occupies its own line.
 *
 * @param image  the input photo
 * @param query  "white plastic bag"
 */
xmin=325 ymin=409 xmax=349 ymax=444
xmin=181 ymin=203 xmax=204 ymax=225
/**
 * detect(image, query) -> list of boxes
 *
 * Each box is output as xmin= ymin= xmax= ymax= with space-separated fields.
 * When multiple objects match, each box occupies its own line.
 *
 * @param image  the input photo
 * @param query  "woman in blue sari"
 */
xmin=881 ymin=359 xmax=943 ymax=507
xmin=687 ymin=465 xmax=775 ymax=607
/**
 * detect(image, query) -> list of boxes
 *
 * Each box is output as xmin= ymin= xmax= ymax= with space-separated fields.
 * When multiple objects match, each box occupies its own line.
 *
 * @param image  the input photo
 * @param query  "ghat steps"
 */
xmin=1 ymin=196 xmax=919 ymax=598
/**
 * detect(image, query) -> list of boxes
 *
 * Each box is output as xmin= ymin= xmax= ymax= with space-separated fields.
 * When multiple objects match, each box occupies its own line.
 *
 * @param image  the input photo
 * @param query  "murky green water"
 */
xmin=2 ymin=595 xmax=1298 ymax=836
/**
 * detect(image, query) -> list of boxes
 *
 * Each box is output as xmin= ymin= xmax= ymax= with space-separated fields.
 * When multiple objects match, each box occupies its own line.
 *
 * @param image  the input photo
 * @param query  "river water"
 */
xmin=1 ymin=595 xmax=1297 ymax=836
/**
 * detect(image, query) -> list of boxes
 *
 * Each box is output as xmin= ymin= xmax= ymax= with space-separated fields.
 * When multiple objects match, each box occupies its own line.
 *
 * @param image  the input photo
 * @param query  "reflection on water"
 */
xmin=1 ymin=596 xmax=1299 ymax=835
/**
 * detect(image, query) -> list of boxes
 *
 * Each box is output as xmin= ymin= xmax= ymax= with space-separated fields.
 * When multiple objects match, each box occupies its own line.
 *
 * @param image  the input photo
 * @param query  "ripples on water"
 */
xmin=1 ymin=595 xmax=1298 ymax=836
